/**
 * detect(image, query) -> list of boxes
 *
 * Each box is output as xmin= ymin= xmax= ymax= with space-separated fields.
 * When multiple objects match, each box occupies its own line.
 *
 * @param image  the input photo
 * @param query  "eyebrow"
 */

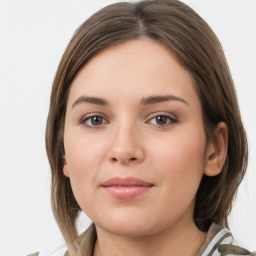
xmin=72 ymin=96 xmax=109 ymax=108
xmin=140 ymin=95 xmax=188 ymax=105
xmin=72 ymin=94 xmax=188 ymax=108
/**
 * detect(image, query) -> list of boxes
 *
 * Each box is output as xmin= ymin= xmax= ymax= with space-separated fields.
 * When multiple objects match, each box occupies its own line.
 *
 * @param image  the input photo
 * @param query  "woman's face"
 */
xmin=63 ymin=39 xmax=212 ymax=236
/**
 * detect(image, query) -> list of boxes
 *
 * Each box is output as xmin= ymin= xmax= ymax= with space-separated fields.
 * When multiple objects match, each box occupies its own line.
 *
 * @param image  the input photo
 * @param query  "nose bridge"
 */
xmin=108 ymin=117 xmax=144 ymax=164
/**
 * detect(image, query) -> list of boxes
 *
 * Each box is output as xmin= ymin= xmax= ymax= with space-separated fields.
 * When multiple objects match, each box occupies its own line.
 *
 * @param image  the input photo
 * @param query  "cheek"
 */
xmin=151 ymin=127 xmax=207 ymax=193
xmin=65 ymin=133 xmax=106 ymax=174
xmin=64 ymin=134 xmax=107 ymax=205
xmin=144 ymin=128 xmax=206 ymax=225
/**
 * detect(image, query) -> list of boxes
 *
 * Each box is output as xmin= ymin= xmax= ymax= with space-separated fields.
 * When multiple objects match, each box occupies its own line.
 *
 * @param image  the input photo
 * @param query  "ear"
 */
xmin=204 ymin=122 xmax=228 ymax=177
xmin=63 ymin=155 xmax=70 ymax=177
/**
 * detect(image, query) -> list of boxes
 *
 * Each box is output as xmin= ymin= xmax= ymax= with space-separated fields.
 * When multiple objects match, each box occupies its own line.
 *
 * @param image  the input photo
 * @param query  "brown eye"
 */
xmin=90 ymin=116 xmax=103 ymax=125
xmin=148 ymin=115 xmax=177 ymax=126
xmin=82 ymin=116 xmax=107 ymax=127
xmin=155 ymin=116 xmax=169 ymax=125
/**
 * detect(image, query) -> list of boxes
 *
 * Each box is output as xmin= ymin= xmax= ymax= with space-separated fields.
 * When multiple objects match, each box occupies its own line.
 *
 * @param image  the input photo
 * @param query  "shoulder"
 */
xmin=198 ymin=223 xmax=256 ymax=256
xmin=26 ymin=244 xmax=68 ymax=256
xmin=26 ymin=224 xmax=96 ymax=256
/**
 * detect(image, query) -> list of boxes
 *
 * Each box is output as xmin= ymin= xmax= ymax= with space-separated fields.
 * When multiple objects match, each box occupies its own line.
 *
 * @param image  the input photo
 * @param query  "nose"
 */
xmin=108 ymin=124 xmax=145 ymax=165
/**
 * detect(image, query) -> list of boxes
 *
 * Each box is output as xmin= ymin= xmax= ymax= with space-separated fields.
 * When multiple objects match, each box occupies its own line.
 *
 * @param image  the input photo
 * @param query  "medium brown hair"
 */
xmin=46 ymin=0 xmax=248 ymax=252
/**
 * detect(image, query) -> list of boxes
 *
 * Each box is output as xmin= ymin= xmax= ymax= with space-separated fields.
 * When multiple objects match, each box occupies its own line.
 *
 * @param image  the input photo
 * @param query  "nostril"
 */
xmin=110 ymin=156 xmax=139 ymax=163
xmin=112 ymin=157 xmax=118 ymax=162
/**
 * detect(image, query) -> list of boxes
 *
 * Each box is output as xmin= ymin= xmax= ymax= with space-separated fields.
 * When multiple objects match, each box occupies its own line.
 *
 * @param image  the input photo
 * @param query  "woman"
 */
xmin=29 ymin=0 xmax=254 ymax=255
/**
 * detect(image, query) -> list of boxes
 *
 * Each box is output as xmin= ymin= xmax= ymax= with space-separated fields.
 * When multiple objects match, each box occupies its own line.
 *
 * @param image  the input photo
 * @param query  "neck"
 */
xmin=93 ymin=216 xmax=206 ymax=256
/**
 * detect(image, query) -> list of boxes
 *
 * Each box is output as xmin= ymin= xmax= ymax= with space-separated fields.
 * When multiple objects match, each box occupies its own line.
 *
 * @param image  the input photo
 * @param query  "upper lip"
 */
xmin=101 ymin=177 xmax=154 ymax=187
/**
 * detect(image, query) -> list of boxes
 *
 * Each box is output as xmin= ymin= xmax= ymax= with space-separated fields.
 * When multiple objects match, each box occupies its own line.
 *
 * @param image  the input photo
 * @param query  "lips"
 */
xmin=101 ymin=177 xmax=154 ymax=199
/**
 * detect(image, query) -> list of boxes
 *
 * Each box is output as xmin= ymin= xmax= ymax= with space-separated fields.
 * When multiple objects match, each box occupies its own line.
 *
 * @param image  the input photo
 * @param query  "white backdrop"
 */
xmin=0 ymin=0 xmax=255 ymax=255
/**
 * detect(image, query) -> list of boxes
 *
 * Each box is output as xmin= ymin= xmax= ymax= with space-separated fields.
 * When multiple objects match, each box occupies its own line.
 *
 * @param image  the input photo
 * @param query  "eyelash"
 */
xmin=147 ymin=113 xmax=178 ymax=127
xmin=79 ymin=114 xmax=109 ymax=128
xmin=79 ymin=113 xmax=178 ymax=128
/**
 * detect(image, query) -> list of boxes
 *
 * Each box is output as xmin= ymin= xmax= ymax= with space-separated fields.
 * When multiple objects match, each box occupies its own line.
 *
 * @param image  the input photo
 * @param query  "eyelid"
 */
xmin=77 ymin=111 xmax=178 ymax=128
xmin=146 ymin=111 xmax=177 ymax=120
xmin=146 ymin=112 xmax=178 ymax=125
xmin=79 ymin=112 xmax=110 ymax=128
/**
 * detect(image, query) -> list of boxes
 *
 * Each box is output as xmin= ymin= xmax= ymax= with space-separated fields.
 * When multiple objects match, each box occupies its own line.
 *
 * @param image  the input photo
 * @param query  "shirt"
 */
xmin=27 ymin=223 xmax=255 ymax=256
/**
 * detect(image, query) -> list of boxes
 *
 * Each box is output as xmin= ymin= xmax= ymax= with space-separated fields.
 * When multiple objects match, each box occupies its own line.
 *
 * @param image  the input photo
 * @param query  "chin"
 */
xmin=92 ymin=209 xmax=170 ymax=238
xmin=98 ymin=221 xmax=154 ymax=237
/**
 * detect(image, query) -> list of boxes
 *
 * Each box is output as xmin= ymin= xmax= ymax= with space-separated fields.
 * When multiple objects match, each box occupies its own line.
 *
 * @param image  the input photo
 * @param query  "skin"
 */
xmin=63 ymin=39 xmax=228 ymax=256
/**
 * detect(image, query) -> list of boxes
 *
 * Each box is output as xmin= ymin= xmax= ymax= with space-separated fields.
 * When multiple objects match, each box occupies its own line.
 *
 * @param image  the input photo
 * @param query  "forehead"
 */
xmin=67 ymin=38 xmax=200 ymax=109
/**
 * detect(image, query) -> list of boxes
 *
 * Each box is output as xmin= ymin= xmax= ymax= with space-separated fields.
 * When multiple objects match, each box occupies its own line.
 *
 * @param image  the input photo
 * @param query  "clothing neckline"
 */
xmin=76 ymin=223 xmax=233 ymax=256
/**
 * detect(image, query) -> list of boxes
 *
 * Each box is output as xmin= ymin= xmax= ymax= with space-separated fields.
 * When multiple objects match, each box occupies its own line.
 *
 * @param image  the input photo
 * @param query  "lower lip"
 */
xmin=102 ymin=186 xmax=153 ymax=199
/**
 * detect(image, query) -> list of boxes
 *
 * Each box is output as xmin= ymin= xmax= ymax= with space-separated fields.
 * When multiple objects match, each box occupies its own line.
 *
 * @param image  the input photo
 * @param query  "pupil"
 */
xmin=156 ymin=116 xmax=167 ymax=125
xmin=92 ymin=116 xmax=102 ymax=125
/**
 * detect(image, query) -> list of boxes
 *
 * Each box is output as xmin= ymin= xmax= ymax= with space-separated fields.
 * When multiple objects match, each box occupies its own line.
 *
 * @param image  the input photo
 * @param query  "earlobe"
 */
xmin=204 ymin=122 xmax=228 ymax=177
xmin=63 ymin=155 xmax=70 ymax=177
